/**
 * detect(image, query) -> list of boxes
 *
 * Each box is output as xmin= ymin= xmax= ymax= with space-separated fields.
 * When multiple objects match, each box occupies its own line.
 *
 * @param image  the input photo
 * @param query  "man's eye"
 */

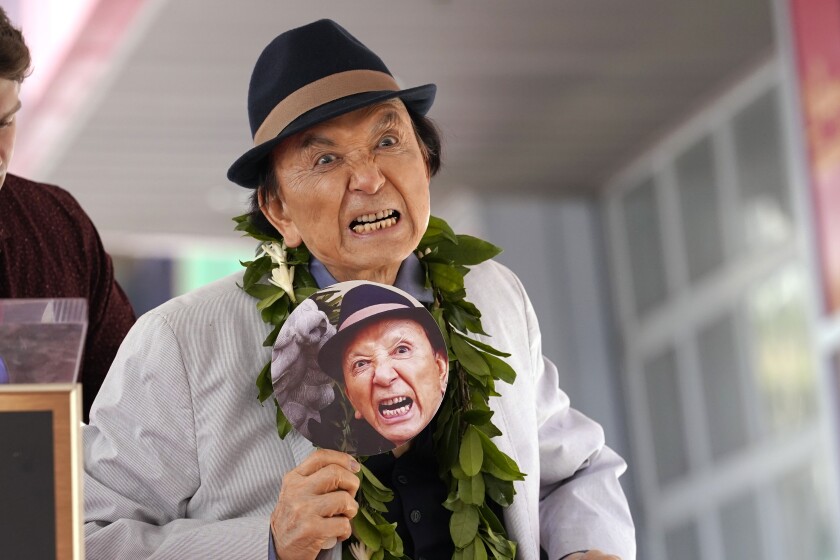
xmin=378 ymin=135 xmax=397 ymax=148
xmin=316 ymin=154 xmax=336 ymax=166
xmin=353 ymin=359 xmax=369 ymax=370
xmin=395 ymin=345 xmax=410 ymax=354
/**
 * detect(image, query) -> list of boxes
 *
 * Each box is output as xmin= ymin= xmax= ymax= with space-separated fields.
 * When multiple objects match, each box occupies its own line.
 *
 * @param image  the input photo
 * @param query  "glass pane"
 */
xmin=745 ymin=266 xmax=817 ymax=437
xmin=719 ymin=491 xmax=763 ymax=559
xmin=623 ymin=178 xmax=668 ymax=318
xmin=697 ymin=313 xmax=750 ymax=459
xmin=664 ymin=520 xmax=702 ymax=560
xmin=776 ymin=461 xmax=839 ymax=558
xmin=644 ymin=347 xmax=689 ymax=485
xmin=732 ymin=89 xmax=793 ymax=250
xmin=675 ymin=137 xmax=725 ymax=283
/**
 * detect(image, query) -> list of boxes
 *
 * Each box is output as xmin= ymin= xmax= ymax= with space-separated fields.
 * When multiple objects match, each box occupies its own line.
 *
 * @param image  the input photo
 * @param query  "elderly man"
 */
xmin=0 ymin=8 xmax=135 ymax=419
xmin=318 ymin=282 xmax=448 ymax=452
xmin=83 ymin=19 xmax=635 ymax=560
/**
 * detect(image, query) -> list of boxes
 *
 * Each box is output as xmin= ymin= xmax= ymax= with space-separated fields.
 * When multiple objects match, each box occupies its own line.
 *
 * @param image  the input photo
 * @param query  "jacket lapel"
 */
xmin=492 ymin=394 xmax=539 ymax=559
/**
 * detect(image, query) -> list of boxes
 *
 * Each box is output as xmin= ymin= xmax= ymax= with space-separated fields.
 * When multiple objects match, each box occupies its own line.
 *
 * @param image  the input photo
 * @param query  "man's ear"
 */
xmin=345 ymin=391 xmax=362 ymax=419
xmin=436 ymin=351 xmax=448 ymax=394
xmin=259 ymin=189 xmax=302 ymax=247
xmin=421 ymin=146 xmax=431 ymax=181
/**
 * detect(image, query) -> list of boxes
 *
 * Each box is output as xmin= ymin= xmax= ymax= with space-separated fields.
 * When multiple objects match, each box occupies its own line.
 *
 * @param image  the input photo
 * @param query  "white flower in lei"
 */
xmin=261 ymin=241 xmax=296 ymax=302
xmin=349 ymin=541 xmax=373 ymax=560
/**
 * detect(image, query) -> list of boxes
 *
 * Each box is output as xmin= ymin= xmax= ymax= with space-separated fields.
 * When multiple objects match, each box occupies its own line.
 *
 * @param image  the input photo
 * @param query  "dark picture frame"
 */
xmin=0 ymin=384 xmax=83 ymax=560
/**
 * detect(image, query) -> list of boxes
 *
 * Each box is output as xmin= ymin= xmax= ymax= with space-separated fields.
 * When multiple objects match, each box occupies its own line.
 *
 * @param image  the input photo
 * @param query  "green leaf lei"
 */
xmin=234 ymin=214 xmax=526 ymax=560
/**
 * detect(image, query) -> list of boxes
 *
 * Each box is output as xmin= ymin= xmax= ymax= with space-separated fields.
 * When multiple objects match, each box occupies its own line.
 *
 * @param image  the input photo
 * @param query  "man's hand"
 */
xmin=564 ymin=551 xmax=622 ymax=560
xmin=271 ymin=449 xmax=361 ymax=560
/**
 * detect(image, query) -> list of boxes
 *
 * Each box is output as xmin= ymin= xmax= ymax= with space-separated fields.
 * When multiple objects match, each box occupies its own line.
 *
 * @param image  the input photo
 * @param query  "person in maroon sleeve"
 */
xmin=0 ymin=7 xmax=136 ymax=420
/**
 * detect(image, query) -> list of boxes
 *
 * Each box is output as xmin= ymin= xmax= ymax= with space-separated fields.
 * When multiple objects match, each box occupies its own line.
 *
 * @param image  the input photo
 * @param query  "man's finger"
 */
xmin=317 ymin=515 xmax=353 ymax=543
xmin=311 ymin=490 xmax=359 ymax=519
xmin=296 ymin=449 xmax=360 ymax=477
xmin=310 ymin=463 xmax=362 ymax=496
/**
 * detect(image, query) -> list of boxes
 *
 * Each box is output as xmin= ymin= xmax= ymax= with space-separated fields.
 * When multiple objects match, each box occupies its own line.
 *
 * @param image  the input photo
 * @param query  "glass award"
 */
xmin=0 ymin=298 xmax=88 ymax=384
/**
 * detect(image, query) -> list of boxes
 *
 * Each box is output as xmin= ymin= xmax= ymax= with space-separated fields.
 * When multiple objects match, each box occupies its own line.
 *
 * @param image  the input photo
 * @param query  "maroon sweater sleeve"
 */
xmin=75 ymin=203 xmax=137 ymax=421
xmin=0 ymin=175 xmax=136 ymax=420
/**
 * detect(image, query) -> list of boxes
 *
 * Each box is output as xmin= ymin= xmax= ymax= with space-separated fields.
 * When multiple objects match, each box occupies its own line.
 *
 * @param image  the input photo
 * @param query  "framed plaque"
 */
xmin=0 ymin=384 xmax=83 ymax=560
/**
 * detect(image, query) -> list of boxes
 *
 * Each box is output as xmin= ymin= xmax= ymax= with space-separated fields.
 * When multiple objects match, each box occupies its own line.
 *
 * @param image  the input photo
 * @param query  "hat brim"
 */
xmin=317 ymin=306 xmax=445 ymax=382
xmin=227 ymin=83 xmax=436 ymax=188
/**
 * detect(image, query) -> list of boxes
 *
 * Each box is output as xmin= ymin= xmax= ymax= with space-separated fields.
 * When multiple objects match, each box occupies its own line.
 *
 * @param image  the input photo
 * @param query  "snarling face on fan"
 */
xmin=340 ymin=316 xmax=447 ymax=448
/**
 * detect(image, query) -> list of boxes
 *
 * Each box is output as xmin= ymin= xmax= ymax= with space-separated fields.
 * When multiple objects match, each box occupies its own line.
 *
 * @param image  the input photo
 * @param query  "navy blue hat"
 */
xmin=227 ymin=19 xmax=437 ymax=188
xmin=318 ymin=283 xmax=445 ymax=381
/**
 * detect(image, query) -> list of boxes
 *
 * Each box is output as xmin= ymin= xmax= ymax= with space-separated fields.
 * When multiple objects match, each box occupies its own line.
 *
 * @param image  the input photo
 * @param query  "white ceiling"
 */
xmin=18 ymin=0 xmax=774 ymax=240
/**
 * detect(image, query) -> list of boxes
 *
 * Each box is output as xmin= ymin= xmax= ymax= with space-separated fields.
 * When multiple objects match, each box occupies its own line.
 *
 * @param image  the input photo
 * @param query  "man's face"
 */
xmin=0 ymin=78 xmax=21 ymax=190
xmin=262 ymin=100 xmax=431 ymax=282
xmin=341 ymin=318 xmax=447 ymax=447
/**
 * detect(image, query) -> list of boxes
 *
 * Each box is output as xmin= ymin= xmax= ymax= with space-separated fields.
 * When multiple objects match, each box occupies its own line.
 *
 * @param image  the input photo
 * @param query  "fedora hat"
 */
xmin=227 ymin=19 xmax=436 ymax=188
xmin=318 ymin=283 xmax=445 ymax=381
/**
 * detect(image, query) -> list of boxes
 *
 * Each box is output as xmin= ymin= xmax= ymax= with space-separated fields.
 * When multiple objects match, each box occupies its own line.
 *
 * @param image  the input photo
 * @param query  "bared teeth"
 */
xmin=381 ymin=404 xmax=410 ymax=418
xmin=352 ymin=216 xmax=398 ymax=234
xmin=350 ymin=209 xmax=399 ymax=234
xmin=378 ymin=396 xmax=412 ymax=418
xmin=354 ymin=209 xmax=396 ymax=224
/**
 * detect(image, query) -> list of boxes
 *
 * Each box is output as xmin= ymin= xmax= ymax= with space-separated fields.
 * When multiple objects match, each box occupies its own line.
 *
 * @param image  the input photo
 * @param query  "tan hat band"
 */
xmin=339 ymin=303 xmax=411 ymax=332
xmin=253 ymin=69 xmax=401 ymax=146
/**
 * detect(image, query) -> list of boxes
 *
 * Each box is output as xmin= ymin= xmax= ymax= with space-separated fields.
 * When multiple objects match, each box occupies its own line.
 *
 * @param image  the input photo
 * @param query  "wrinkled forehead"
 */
xmin=344 ymin=317 xmax=429 ymax=354
xmin=275 ymin=98 xmax=411 ymax=154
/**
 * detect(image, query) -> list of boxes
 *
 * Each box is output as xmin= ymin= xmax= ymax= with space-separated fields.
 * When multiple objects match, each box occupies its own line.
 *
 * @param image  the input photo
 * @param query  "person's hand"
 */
xmin=563 ymin=551 xmax=622 ymax=560
xmin=270 ymin=449 xmax=361 ymax=560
